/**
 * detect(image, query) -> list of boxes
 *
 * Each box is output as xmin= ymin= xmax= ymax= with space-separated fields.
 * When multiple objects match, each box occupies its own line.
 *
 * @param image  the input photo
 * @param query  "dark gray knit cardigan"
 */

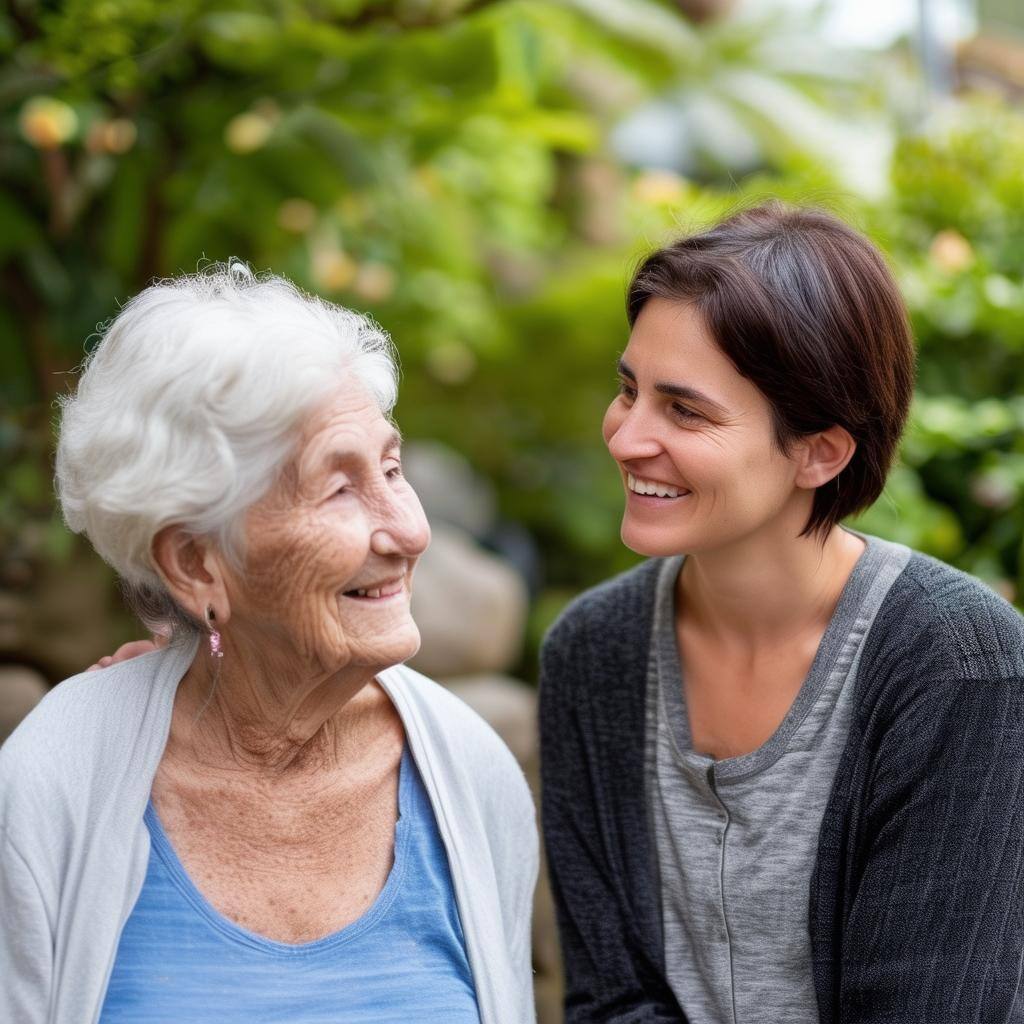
xmin=539 ymin=551 xmax=1024 ymax=1023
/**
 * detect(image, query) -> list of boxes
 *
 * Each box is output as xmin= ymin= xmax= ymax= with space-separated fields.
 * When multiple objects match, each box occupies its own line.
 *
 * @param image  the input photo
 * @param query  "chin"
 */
xmin=375 ymin=621 xmax=422 ymax=669
xmin=394 ymin=625 xmax=422 ymax=665
xmin=621 ymin=520 xmax=695 ymax=559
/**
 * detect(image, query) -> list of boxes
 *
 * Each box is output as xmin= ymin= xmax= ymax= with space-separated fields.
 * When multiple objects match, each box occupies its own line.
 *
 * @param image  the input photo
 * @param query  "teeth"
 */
xmin=351 ymin=584 xmax=398 ymax=598
xmin=627 ymin=473 xmax=684 ymax=499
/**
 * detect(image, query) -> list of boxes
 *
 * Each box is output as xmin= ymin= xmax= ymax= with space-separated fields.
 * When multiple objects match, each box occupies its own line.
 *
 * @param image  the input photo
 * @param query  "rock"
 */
xmin=1 ymin=546 xmax=132 ymax=682
xmin=403 ymin=441 xmax=497 ymax=539
xmin=0 ymin=666 xmax=48 ymax=744
xmin=409 ymin=523 xmax=528 ymax=677
xmin=442 ymin=674 xmax=537 ymax=765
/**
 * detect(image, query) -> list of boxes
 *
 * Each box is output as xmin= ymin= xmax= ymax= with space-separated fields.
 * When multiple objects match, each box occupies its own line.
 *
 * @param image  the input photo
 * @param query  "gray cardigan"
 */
xmin=541 ymin=549 xmax=1024 ymax=1022
xmin=0 ymin=640 xmax=538 ymax=1024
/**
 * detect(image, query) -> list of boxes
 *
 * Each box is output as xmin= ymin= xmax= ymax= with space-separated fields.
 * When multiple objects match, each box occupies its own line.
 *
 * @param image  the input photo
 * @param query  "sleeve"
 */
xmin=838 ymin=673 xmax=1024 ymax=1022
xmin=0 ymin=832 xmax=54 ymax=1024
xmin=539 ymin=624 xmax=684 ymax=1024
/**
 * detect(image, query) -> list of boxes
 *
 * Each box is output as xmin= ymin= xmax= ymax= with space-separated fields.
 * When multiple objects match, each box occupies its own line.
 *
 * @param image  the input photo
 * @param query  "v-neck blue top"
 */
xmin=99 ymin=746 xmax=480 ymax=1023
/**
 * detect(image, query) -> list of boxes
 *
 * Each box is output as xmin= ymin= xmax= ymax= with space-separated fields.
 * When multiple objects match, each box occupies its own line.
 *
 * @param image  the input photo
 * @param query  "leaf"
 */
xmin=199 ymin=12 xmax=282 ymax=69
xmin=549 ymin=0 xmax=700 ymax=61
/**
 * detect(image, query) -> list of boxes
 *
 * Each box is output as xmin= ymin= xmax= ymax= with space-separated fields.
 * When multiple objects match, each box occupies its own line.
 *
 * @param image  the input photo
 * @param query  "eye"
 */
xmin=672 ymin=403 xmax=704 ymax=424
xmin=383 ymin=457 xmax=403 ymax=479
xmin=616 ymin=378 xmax=637 ymax=401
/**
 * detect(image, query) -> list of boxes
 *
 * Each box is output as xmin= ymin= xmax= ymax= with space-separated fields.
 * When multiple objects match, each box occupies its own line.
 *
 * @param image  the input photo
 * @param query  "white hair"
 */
xmin=56 ymin=261 xmax=398 ymax=636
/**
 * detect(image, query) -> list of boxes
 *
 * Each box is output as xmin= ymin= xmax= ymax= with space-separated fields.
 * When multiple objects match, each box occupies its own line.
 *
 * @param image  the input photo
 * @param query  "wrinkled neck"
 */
xmin=168 ymin=636 xmax=383 ymax=778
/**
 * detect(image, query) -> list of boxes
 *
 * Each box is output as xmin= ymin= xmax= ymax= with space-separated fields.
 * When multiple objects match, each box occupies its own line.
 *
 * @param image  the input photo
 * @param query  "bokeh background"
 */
xmin=2 ymin=0 xmax=1023 ymax=1017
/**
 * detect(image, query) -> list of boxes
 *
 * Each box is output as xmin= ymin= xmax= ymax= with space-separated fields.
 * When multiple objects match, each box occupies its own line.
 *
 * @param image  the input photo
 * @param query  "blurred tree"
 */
xmin=856 ymin=99 xmax=1024 ymax=602
xmin=980 ymin=0 xmax=1024 ymax=32
xmin=1 ymin=0 xmax=1021 ymax=678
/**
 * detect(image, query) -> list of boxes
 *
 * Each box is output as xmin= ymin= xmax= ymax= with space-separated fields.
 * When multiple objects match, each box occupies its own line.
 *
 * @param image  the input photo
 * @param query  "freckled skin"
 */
xmin=152 ymin=385 xmax=432 ymax=943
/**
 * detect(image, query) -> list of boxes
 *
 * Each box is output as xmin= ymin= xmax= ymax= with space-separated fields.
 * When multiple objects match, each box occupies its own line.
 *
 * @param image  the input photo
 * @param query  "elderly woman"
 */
xmin=0 ymin=266 xmax=537 ymax=1024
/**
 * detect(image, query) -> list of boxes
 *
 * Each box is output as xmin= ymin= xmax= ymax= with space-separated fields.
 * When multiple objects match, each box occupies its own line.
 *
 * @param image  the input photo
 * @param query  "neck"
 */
xmin=169 ymin=634 xmax=387 ymax=778
xmin=677 ymin=513 xmax=866 ymax=653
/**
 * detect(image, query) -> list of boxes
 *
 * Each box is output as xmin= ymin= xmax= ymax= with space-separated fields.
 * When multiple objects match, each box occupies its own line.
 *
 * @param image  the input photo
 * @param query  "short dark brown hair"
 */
xmin=626 ymin=201 xmax=916 ymax=536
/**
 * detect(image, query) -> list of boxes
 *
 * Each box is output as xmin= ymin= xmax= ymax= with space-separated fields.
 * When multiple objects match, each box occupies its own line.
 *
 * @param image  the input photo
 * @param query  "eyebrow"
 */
xmin=617 ymin=359 xmax=730 ymax=417
xmin=324 ymin=427 xmax=403 ymax=471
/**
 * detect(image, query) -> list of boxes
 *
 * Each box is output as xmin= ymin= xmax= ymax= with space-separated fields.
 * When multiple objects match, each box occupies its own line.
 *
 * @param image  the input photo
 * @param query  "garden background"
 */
xmin=2 ymin=0 xmax=1024 ymax=1016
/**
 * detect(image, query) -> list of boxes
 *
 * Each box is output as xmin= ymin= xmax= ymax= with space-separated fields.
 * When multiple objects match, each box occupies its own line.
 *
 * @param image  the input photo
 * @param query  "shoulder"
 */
xmin=542 ymin=557 xmax=664 ymax=659
xmin=1 ymin=646 xmax=178 ymax=768
xmin=0 ymin=647 xmax=182 ymax=837
xmin=379 ymin=664 xmax=534 ymax=817
xmin=380 ymin=664 xmax=537 ymax=902
xmin=854 ymin=550 xmax=1024 ymax=740
xmin=1 ymin=655 xmax=148 ymax=773
xmin=865 ymin=550 xmax=1024 ymax=682
xmin=537 ymin=559 xmax=668 ymax=760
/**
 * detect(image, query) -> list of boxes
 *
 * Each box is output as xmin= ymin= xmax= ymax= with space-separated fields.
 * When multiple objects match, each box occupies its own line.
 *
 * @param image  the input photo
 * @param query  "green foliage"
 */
xmin=2 ymin=0 xmax=1022 ymax=673
xmin=854 ymin=101 xmax=1024 ymax=599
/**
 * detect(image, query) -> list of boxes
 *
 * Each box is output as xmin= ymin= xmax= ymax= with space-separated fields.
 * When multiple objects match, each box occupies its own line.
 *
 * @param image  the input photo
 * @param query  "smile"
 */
xmin=342 ymin=577 xmax=406 ymax=600
xmin=627 ymin=473 xmax=690 ymax=499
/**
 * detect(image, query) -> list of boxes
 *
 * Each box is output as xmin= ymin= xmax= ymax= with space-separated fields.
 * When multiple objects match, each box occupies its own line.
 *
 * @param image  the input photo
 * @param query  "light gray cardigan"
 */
xmin=0 ymin=640 xmax=538 ymax=1024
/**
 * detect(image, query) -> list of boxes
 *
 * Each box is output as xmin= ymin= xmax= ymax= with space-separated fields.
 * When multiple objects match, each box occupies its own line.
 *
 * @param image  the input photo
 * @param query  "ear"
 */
xmin=793 ymin=424 xmax=856 ymax=490
xmin=151 ymin=526 xmax=232 ymax=627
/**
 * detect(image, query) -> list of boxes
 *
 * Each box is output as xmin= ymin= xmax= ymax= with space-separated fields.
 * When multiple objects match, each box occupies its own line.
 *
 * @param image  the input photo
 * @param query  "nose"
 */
xmin=371 ymin=484 xmax=431 ymax=559
xmin=605 ymin=401 xmax=663 ymax=464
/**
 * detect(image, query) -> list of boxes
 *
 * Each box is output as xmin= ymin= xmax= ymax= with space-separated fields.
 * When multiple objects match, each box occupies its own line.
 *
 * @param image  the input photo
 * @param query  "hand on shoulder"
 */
xmin=86 ymin=636 xmax=167 ymax=672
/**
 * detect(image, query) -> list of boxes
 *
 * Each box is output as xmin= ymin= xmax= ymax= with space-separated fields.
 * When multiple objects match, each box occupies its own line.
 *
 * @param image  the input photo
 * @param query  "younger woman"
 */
xmin=540 ymin=203 xmax=1024 ymax=1023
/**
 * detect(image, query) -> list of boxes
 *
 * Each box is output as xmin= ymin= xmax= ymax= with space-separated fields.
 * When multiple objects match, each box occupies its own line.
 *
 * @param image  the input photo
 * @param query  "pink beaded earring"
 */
xmin=205 ymin=606 xmax=223 ymax=659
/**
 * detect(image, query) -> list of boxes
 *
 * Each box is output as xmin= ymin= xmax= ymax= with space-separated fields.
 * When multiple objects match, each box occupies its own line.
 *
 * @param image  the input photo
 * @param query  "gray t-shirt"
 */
xmin=645 ymin=532 xmax=911 ymax=1024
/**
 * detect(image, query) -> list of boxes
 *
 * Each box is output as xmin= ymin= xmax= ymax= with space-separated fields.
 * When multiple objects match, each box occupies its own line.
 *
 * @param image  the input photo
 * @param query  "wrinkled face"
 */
xmin=226 ymin=384 xmax=431 ymax=677
xmin=602 ymin=298 xmax=806 ymax=557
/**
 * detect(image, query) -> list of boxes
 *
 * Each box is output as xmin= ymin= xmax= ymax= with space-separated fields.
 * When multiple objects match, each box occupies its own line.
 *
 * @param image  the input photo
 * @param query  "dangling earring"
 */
xmin=206 ymin=605 xmax=224 ymax=659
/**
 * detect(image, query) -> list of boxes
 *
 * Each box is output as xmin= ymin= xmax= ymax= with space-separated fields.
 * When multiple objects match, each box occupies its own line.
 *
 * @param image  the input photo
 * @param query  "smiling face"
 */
xmin=602 ymin=298 xmax=812 ymax=558
xmin=223 ymin=383 xmax=431 ymax=679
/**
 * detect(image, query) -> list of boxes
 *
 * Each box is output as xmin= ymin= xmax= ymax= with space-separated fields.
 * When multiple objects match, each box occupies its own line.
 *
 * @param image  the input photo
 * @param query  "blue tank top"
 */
xmin=99 ymin=746 xmax=480 ymax=1023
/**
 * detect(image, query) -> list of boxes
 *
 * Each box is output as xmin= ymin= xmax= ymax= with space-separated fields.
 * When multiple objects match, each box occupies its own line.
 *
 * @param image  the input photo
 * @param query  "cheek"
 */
xmin=663 ymin=430 xmax=785 ymax=501
xmin=742 ymin=434 xmax=793 ymax=482
xmin=239 ymin=510 xmax=367 ymax=617
xmin=722 ymin=439 xmax=798 ymax=516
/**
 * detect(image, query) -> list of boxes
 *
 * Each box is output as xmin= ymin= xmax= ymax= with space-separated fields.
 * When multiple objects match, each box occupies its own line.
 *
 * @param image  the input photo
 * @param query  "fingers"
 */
xmin=110 ymin=640 xmax=160 ymax=663
xmin=85 ymin=639 xmax=160 ymax=673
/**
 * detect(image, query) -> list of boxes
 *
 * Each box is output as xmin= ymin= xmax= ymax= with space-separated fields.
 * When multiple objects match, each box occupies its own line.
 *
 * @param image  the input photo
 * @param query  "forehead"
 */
xmin=624 ymin=298 xmax=757 ymax=402
xmin=626 ymin=299 xmax=722 ymax=373
xmin=297 ymin=385 xmax=397 ymax=466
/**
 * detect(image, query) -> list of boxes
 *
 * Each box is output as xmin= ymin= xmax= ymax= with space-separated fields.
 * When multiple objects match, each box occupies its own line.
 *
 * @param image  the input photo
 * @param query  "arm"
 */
xmin=839 ymin=674 xmax=1024 ymax=1022
xmin=539 ymin=628 xmax=684 ymax=1024
xmin=0 ymin=832 xmax=53 ymax=1024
